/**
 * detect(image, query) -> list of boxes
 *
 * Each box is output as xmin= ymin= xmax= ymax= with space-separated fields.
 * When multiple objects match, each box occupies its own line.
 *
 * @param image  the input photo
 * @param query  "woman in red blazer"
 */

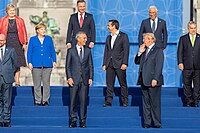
xmin=0 ymin=4 xmax=28 ymax=86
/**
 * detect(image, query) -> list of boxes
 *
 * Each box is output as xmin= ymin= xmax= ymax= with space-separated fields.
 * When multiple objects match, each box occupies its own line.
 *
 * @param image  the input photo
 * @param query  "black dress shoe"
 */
xmin=34 ymin=103 xmax=41 ymax=106
xmin=0 ymin=122 xmax=3 ymax=127
xmin=143 ymin=124 xmax=150 ymax=128
xmin=122 ymin=103 xmax=128 ymax=107
xmin=103 ymin=102 xmax=112 ymax=107
xmin=69 ymin=121 xmax=77 ymax=128
xmin=4 ymin=122 xmax=11 ymax=127
xmin=79 ymin=120 xmax=86 ymax=128
xmin=43 ymin=102 xmax=49 ymax=106
xmin=154 ymin=125 xmax=162 ymax=128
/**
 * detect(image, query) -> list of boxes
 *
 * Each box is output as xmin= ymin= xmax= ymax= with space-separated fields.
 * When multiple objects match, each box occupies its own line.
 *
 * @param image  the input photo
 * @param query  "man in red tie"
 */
xmin=66 ymin=0 xmax=96 ymax=49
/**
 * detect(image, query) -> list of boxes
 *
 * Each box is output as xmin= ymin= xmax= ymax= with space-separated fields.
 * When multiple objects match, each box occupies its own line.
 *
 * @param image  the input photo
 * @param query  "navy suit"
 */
xmin=177 ymin=33 xmax=200 ymax=105
xmin=138 ymin=18 xmax=168 ymax=49
xmin=0 ymin=46 xmax=17 ymax=124
xmin=135 ymin=45 xmax=164 ymax=126
xmin=66 ymin=46 xmax=93 ymax=122
xmin=66 ymin=12 xmax=96 ymax=47
xmin=103 ymin=31 xmax=130 ymax=104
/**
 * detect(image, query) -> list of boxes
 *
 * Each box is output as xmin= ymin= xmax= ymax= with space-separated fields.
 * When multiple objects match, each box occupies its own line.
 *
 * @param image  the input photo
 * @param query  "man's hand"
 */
xmin=121 ymin=64 xmax=127 ymax=71
xmin=88 ymin=79 xmax=93 ymax=86
xmin=151 ymin=79 xmax=157 ymax=87
xmin=138 ymin=43 xmax=146 ymax=56
xmin=68 ymin=78 xmax=74 ymax=87
xmin=102 ymin=65 xmax=106 ymax=71
xmin=89 ymin=42 xmax=94 ymax=48
xmin=67 ymin=43 xmax=72 ymax=49
xmin=178 ymin=63 xmax=184 ymax=71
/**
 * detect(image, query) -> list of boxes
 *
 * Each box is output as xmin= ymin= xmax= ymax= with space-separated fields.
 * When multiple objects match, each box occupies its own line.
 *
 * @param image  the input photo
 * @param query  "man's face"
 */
xmin=143 ymin=35 xmax=153 ymax=47
xmin=188 ymin=24 xmax=197 ymax=35
xmin=77 ymin=33 xmax=87 ymax=46
xmin=107 ymin=22 xmax=115 ymax=33
xmin=77 ymin=2 xmax=86 ymax=13
xmin=149 ymin=7 xmax=157 ymax=20
xmin=0 ymin=35 xmax=6 ymax=47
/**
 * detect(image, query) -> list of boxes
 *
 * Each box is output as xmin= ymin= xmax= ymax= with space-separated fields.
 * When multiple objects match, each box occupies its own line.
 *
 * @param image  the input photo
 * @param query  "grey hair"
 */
xmin=75 ymin=31 xmax=87 ymax=40
xmin=149 ymin=6 xmax=158 ymax=12
xmin=188 ymin=21 xmax=197 ymax=28
xmin=143 ymin=33 xmax=156 ymax=43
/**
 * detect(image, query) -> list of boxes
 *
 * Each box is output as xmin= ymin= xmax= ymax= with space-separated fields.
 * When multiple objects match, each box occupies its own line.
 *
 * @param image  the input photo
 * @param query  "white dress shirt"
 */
xmin=150 ymin=17 xmax=158 ymax=31
xmin=111 ymin=30 xmax=119 ymax=49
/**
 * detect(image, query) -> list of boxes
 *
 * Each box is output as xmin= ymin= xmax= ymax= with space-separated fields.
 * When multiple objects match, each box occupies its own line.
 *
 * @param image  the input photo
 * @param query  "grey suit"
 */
xmin=66 ymin=46 xmax=93 ymax=122
xmin=0 ymin=46 xmax=17 ymax=124
xmin=135 ymin=45 xmax=164 ymax=126
xmin=138 ymin=18 xmax=168 ymax=49
xmin=66 ymin=12 xmax=96 ymax=47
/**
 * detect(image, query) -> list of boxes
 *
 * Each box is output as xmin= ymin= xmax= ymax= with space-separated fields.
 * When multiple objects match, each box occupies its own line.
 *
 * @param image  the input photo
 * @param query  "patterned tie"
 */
xmin=152 ymin=20 xmax=155 ymax=33
xmin=80 ymin=47 xmax=83 ymax=62
xmin=192 ymin=35 xmax=195 ymax=47
xmin=80 ymin=13 xmax=83 ymax=28
xmin=0 ymin=48 xmax=3 ymax=61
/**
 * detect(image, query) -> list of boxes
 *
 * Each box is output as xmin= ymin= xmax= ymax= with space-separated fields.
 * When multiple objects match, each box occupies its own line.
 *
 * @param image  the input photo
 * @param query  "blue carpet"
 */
xmin=0 ymin=86 xmax=199 ymax=133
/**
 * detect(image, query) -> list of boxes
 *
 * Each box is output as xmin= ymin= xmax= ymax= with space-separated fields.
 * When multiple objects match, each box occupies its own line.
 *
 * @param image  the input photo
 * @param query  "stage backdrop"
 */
xmin=1 ymin=0 xmax=184 ymax=87
xmin=87 ymin=0 xmax=183 ymax=87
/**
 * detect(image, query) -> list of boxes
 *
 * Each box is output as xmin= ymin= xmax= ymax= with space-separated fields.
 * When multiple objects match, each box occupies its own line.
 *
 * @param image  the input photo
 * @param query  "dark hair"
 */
xmin=109 ymin=20 xmax=119 ymax=30
xmin=77 ymin=0 xmax=86 ymax=5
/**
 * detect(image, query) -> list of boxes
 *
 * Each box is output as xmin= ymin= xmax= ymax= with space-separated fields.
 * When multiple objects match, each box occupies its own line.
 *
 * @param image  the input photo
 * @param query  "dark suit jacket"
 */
xmin=138 ymin=18 xmax=168 ymax=49
xmin=66 ymin=12 xmax=96 ymax=47
xmin=135 ymin=45 xmax=164 ymax=86
xmin=177 ymin=33 xmax=200 ymax=70
xmin=0 ymin=46 xmax=18 ymax=84
xmin=103 ymin=31 xmax=130 ymax=68
xmin=66 ymin=46 xmax=94 ymax=85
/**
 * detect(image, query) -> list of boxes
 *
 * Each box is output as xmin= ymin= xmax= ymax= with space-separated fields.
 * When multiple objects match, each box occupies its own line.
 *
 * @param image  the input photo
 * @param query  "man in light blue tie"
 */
xmin=0 ymin=34 xmax=18 ymax=127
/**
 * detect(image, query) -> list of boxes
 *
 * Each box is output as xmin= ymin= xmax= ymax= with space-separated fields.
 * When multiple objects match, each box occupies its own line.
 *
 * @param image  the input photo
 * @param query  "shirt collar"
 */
xmin=147 ymin=43 xmax=155 ymax=50
xmin=189 ymin=34 xmax=196 ymax=38
xmin=0 ymin=45 xmax=6 ymax=50
xmin=111 ymin=30 xmax=119 ymax=36
xmin=151 ymin=17 xmax=158 ymax=22
xmin=76 ymin=44 xmax=84 ymax=49
xmin=79 ymin=12 xmax=85 ymax=16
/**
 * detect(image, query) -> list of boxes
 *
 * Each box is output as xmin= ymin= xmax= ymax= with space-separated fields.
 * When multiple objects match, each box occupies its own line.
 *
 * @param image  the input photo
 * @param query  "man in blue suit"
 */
xmin=177 ymin=21 xmax=200 ymax=107
xmin=0 ymin=34 xmax=18 ymax=127
xmin=66 ymin=31 xmax=94 ymax=128
xmin=138 ymin=6 xmax=168 ymax=50
xmin=135 ymin=33 xmax=164 ymax=128
xmin=66 ymin=0 xmax=96 ymax=49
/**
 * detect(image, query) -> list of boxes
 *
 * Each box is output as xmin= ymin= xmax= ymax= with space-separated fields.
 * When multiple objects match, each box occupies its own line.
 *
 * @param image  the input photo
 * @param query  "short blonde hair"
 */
xmin=6 ymin=4 xmax=16 ymax=14
xmin=35 ymin=23 xmax=46 ymax=34
xmin=143 ymin=33 xmax=156 ymax=43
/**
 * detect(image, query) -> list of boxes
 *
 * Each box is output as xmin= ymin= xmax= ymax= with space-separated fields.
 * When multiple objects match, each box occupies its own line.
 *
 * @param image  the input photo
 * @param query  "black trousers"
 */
xmin=105 ymin=60 xmax=128 ymax=104
xmin=0 ymin=76 xmax=12 ymax=123
xmin=182 ymin=69 xmax=200 ymax=105
xmin=70 ymin=81 xmax=89 ymax=122
xmin=141 ymin=85 xmax=161 ymax=126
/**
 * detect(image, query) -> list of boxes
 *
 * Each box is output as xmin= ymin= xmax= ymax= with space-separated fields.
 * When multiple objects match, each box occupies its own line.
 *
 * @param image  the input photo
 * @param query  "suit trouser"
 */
xmin=182 ymin=69 xmax=200 ymax=105
xmin=0 ymin=76 xmax=12 ymax=123
xmin=70 ymin=81 xmax=89 ymax=122
xmin=141 ymin=85 xmax=161 ymax=126
xmin=106 ymin=60 xmax=128 ymax=104
xmin=32 ymin=68 xmax=52 ymax=104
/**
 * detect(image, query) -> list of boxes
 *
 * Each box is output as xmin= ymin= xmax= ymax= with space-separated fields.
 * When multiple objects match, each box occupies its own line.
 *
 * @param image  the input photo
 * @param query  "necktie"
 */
xmin=80 ymin=13 xmax=83 ymax=28
xmin=152 ymin=20 xmax=155 ymax=33
xmin=80 ymin=47 xmax=83 ymax=62
xmin=0 ymin=48 xmax=3 ymax=61
xmin=145 ymin=47 xmax=149 ymax=60
xmin=192 ymin=35 xmax=195 ymax=47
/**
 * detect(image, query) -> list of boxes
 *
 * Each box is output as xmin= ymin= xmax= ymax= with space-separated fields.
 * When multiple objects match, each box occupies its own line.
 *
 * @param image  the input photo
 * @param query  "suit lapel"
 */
xmin=144 ymin=45 xmax=156 ymax=61
xmin=82 ymin=12 xmax=87 ymax=28
xmin=187 ymin=34 xmax=193 ymax=47
xmin=75 ymin=13 xmax=81 ymax=28
xmin=1 ymin=47 xmax=9 ymax=63
xmin=194 ymin=34 xmax=200 ymax=47
xmin=148 ymin=19 xmax=152 ymax=33
xmin=112 ymin=32 xmax=121 ymax=49
xmin=73 ymin=46 xmax=81 ymax=63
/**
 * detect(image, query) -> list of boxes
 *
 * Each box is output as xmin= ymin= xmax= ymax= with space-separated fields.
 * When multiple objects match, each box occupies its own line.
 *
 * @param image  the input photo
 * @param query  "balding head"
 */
xmin=0 ymin=34 xmax=6 ymax=47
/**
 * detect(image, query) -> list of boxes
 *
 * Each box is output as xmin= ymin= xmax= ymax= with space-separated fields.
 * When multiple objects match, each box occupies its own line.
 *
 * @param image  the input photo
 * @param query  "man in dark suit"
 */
xmin=0 ymin=34 xmax=18 ymax=127
xmin=102 ymin=20 xmax=130 ymax=107
xmin=177 ymin=21 xmax=200 ymax=107
xmin=66 ymin=31 xmax=94 ymax=128
xmin=138 ymin=6 xmax=168 ymax=49
xmin=66 ymin=0 xmax=96 ymax=49
xmin=135 ymin=33 xmax=164 ymax=128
